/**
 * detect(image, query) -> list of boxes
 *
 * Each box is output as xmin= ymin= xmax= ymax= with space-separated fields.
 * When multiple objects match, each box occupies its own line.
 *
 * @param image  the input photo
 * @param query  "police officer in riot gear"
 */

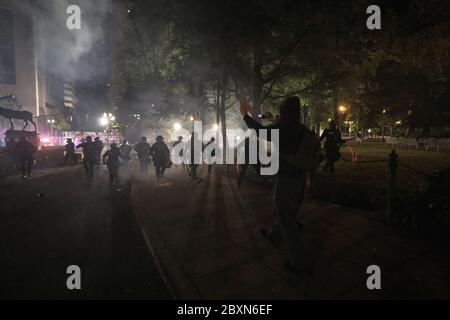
xmin=319 ymin=120 xmax=344 ymax=174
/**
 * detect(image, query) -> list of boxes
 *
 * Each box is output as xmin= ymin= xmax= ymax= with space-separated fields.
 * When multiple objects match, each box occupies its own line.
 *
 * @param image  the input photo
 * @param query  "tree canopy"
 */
xmin=111 ymin=0 xmax=450 ymax=138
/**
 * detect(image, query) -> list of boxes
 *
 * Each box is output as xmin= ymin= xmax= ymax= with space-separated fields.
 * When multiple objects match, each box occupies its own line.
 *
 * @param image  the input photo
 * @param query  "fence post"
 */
xmin=386 ymin=149 xmax=398 ymax=220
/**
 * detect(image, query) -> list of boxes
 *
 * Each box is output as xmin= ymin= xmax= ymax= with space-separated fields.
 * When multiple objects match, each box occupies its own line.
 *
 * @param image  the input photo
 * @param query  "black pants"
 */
xmin=323 ymin=158 xmax=335 ymax=174
xmin=96 ymin=151 xmax=102 ymax=164
xmin=20 ymin=157 xmax=33 ymax=177
xmin=83 ymin=159 xmax=95 ymax=177
xmin=139 ymin=158 xmax=149 ymax=173
xmin=64 ymin=152 xmax=77 ymax=165
xmin=107 ymin=164 xmax=119 ymax=182
xmin=155 ymin=165 xmax=166 ymax=180
xmin=190 ymin=164 xmax=198 ymax=180
xmin=271 ymin=175 xmax=307 ymax=271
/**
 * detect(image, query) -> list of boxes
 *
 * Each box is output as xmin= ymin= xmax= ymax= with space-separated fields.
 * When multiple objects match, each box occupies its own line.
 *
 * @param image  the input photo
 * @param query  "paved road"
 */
xmin=0 ymin=164 xmax=170 ymax=299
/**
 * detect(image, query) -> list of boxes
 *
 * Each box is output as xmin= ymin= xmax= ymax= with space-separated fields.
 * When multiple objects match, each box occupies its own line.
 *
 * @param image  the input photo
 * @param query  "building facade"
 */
xmin=0 ymin=0 xmax=76 ymax=136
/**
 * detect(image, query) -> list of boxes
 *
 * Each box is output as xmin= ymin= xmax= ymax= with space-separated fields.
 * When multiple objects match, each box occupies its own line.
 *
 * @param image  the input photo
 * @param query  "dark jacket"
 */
xmin=76 ymin=141 xmax=97 ymax=161
xmin=150 ymin=141 xmax=170 ymax=166
xmin=135 ymin=142 xmax=151 ymax=159
xmin=319 ymin=128 xmax=344 ymax=152
xmin=103 ymin=147 xmax=122 ymax=168
xmin=65 ymin=142 xmax=75 ymax=153
xmin=243 ymin=114 xmax=305 ymax=177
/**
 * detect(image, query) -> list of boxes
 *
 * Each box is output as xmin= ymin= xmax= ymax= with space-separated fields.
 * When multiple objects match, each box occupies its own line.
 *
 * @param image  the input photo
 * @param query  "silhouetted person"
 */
xmin=203 ymin=137 xmax=216 ymax=174
xmin=77 ymin=136 xmax=96 ymax=177
xmin=63 ymin=138 xmax=77 ymax=165
xmin=94 ymin=137 xmax=104 ymax=164
xmin=103 ymin=143 xmax=122 ymax=184
xmin=237 ymin=136 xmax=261 ymax=186
xmin=16 ymin=137 xmax=37 ymax=179
xmin=120 ymin=140 xmax=132 ymax=167
xmin=172 ymin=136 xmax=184 ymax=159
xmin=135 ymin=136 xmax=151 ymax=173
xmin=189 ymin=132 xmax=201 ymax=182
xmin=319 ymin=120 xmax=344 ymax=174
xmin=240 ymin=95 xmax=311 ymax=273
xmin=150 ymin=135 xmax=170 ymax=181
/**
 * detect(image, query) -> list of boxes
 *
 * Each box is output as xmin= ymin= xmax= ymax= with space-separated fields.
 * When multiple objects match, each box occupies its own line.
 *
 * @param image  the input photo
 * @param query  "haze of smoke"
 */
xmin=35 ymin=0 xmax=113 ymax=82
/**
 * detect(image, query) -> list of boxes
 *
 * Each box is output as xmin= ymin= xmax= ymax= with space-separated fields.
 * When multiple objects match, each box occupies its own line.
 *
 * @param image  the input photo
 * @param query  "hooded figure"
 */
xmin=16 ymin=137 xmax=37 ymax=178
xmin=150 ymin=136 xmax=170 ymax=181
xmin=240 ymin=95 xmax=312 ymax=273
xmin=77 ymin=136 xmax=96 ymax=177
xmin=135 ymin=136 xmax=151 ymax=173
xmin=94 ymin=137 xmax=104 ymax=164
xmin=64 ymin=138 xmax=77 ymax=165
xmin=319 ymin=119 xmax=344 ymax=174
xmin=103 ymin=143 xmax=122 ymax=184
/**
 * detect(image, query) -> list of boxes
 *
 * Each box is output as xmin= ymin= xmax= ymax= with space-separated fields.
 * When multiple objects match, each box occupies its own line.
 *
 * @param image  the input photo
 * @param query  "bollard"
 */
xmin=386 ymin=149 xmax=398 ymax=220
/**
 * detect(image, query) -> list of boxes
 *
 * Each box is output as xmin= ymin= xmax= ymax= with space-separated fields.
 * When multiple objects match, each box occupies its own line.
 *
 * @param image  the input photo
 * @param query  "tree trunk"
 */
xmin=333 ymin=87 xmax=339 ymax=129
xmin=315 ymin=119 xmax=321 ymax=135
xmin=251 ymin=47 xmax=263 ymax=115
xmin=219 ymin=75 xmax=228 ymax=174
xmin=216 ymin=80 xmax=220 ymax=125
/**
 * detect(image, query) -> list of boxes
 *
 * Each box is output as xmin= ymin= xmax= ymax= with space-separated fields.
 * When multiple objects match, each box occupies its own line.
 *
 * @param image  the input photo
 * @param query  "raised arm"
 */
xmin=240 ymin=96 xmax=276 ymax=139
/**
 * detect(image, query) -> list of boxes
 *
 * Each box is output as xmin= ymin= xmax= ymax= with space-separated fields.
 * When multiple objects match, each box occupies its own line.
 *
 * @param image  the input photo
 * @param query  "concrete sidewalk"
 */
xmin=131 ymin=165 xmax=450 ymax=299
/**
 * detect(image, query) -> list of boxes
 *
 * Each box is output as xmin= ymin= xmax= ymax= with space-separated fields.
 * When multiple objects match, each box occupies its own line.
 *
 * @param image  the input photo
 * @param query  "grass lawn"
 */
xmin=337 ymin=142 xmax=450 ymax=194
xmin=312 ymin=142 xmax=450 ymax=213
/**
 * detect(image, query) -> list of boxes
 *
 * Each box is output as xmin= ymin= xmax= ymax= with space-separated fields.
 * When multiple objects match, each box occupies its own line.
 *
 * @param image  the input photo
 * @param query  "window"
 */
xmin=0 ymin=8 xmax=16 ymax=84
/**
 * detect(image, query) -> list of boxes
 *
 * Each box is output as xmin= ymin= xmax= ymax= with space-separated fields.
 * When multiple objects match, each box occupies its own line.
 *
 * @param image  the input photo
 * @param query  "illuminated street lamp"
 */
xmin=100 ymin=113 xmax=115 ymax=141
xmin=213 ymin=123 xmax=219 ymax=131
xmin=190 ymin=116 xmax=194 ymax=122
xmin=47 ymin=118 xmax=55 ymax=138
xmin=99 ymin=117 xmax=108 ymax=126
xmin=338 ymin=105 xmax=348 ymax=132
xmin=339 ymin=105 xmax=347 ymax=113
xmin=173 ymin=122 xmax=182 ymax=131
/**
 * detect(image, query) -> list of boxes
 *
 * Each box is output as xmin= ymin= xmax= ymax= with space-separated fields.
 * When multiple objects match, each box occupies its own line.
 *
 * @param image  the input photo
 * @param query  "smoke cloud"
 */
xmin=34 ymin=0 xmax=114 ymax=82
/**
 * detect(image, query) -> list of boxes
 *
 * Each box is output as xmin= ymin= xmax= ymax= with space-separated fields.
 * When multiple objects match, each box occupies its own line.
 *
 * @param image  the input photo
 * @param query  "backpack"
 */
xmin=282 ymin=128 xmax=321 ymax=175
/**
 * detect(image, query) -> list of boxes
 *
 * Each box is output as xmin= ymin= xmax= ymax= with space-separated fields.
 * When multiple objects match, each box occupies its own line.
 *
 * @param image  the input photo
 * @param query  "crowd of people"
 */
xmin=8 ymin=95 xmax=353 ymax=273
xmin=63 ymin=133 xmax=217 ymax=185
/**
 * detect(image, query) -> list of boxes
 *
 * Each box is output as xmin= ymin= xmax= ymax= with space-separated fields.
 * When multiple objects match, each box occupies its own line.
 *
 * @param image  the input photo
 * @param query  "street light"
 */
xmin=173 ymin=122 xmax=182 ymax=131
xmin=190 ymin=116 xmax=194 ymax=122
xmin=213 ymin=123 xmax=219 ymax=131
xmin=99 ymin=117 xmax=108 ymax=126
xmin=100 ymin=113 xmax=115 ymax=141
xmin=339 ymin=105 xmax=347 ymax=113
xmin=338 ymin=105 xmax=347 ymax=132
xmin=47 ymin=119 xmax=55 ymax=139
